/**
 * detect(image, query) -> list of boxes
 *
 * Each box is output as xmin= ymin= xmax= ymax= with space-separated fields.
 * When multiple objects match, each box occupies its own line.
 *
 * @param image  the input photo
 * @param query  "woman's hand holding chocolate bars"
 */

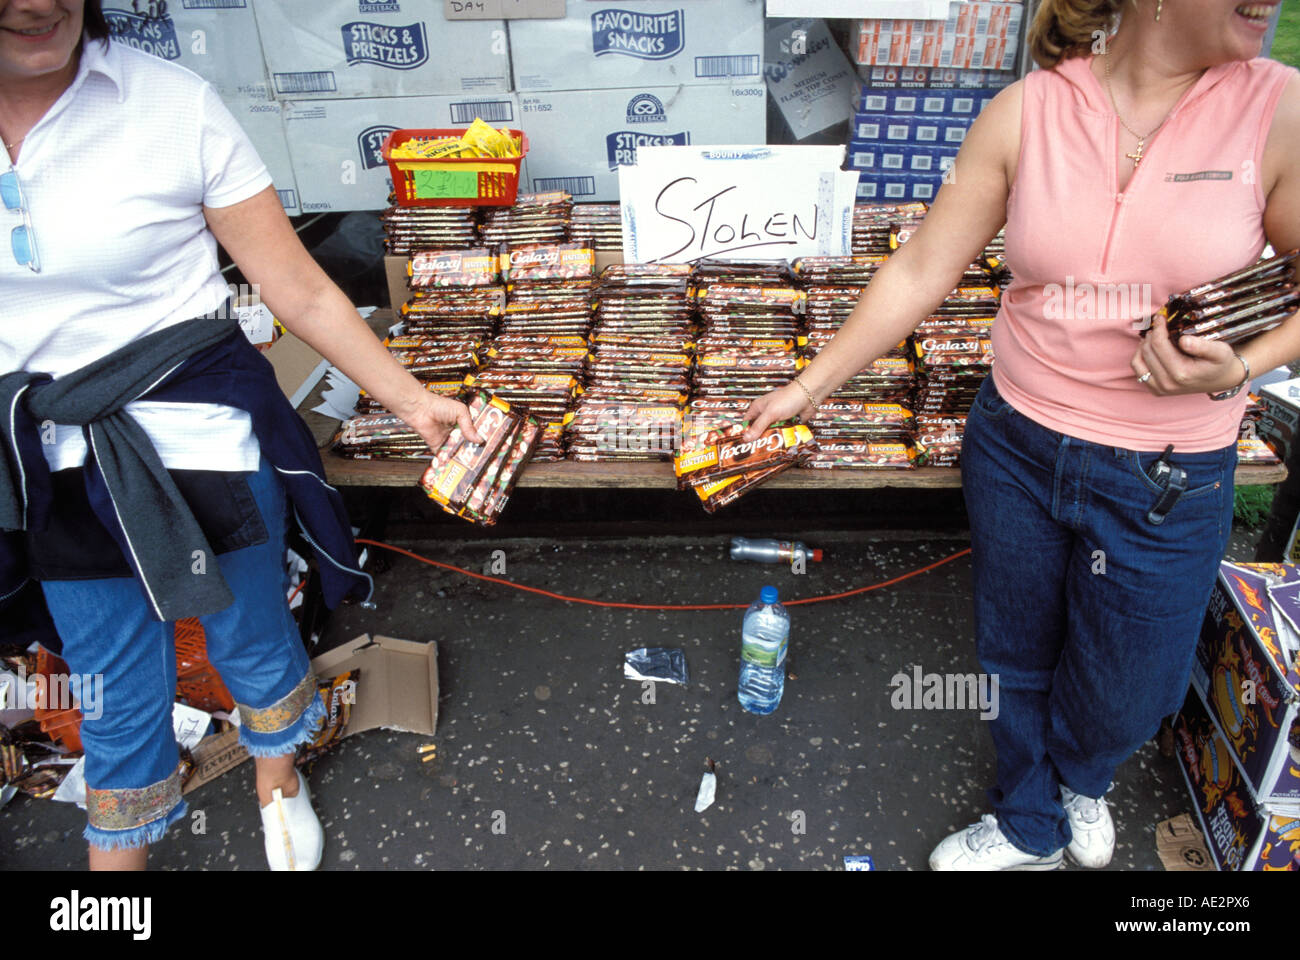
xmin=395 ymin=390 xmax=483 ymax=452
xmin=1132 ymin=312 xmax=1247 ymax=397
xmin=743 ymin=381 xmax=815 ymax=441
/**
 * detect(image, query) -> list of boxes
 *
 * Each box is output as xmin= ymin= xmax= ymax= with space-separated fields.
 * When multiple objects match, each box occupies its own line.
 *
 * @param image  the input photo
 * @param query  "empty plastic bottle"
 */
xmin=738 ymin=586 xmax=789 ymax=715
xmin=730 ymin=537 xmax=823 ymax=566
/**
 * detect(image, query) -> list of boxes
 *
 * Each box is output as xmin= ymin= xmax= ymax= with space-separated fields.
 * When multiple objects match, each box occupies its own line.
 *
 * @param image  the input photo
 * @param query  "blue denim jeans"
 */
xmin=40 ymin=456 xmax=324 ymax=850
xmin=960 ymin=375 xmax=1235 ymax=857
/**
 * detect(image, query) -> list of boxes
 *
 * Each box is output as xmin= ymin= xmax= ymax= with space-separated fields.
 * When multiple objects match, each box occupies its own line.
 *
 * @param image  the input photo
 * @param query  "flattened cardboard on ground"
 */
xmin=310 ymin=635 xmax=439 ymax=737
xmin=182 ymin=726 xmax=250 ymax=796
xmin=1155 ymin=813 xmax=1215 ymax=871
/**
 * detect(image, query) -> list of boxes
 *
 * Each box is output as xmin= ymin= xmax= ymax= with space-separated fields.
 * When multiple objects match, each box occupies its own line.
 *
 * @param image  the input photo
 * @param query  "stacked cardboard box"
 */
xmin=852 ymin=1 xmax=1024 ymax=71
xmin=104 ymin=2 xmax=302 ymax=215
xmin=1175 ymin=560 xmax=1300 ymax=870
xmin=509 ymin=0 xmax=767 ymax=201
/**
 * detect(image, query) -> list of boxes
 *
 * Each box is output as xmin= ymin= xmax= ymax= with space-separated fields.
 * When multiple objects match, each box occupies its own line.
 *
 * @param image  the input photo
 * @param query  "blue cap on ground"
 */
xmin=760 ymin=586 xmax=779 ymax=605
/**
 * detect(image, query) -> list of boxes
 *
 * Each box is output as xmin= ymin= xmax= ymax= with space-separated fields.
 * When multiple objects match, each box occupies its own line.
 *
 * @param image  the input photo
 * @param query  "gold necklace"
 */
xmin=1103 ymin=52 xmax=1170 ymax=168
xmin=4 ymin=135 xmax=25 ymax=151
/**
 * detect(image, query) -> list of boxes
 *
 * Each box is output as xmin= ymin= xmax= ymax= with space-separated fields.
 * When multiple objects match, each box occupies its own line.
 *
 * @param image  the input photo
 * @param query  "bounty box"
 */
xmin=1173 ymin=687 xmax=1300 ymax=871
xmin=519 ymin=85 xmax=766 ymax=202
xmin=253 ymin=0 xmax=510 ymax=98
xmin=105 ymin=0 xmax=271 ymax=99
xmin=283 ymin=94 xmax=521 ymax=211
xmin=508 ymin=0 xmax=764 ymax=92
xmin=1192 ymin=561 xmax=1300 ymax=806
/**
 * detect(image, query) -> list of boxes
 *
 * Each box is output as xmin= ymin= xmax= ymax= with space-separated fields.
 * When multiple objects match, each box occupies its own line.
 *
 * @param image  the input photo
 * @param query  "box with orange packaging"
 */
xmin=852 ymin=2 xmax=1024 ymax=70
xmin=418 ymin=391 xmax=542 ymax=526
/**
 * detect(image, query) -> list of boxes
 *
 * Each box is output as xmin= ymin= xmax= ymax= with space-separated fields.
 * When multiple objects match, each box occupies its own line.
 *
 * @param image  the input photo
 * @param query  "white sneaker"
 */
xmin=1061 ymin=785 xmax=1115 ymax=868
xmin=929 ymin=814 xmax=1063 ymax=871
xmin=260 ymin=770 xmax=324 ymax=871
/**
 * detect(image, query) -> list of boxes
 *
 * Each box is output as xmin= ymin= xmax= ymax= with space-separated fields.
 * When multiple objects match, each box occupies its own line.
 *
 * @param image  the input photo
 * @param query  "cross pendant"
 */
xmin=1125 ymin=140 xmax=1145 ymax=168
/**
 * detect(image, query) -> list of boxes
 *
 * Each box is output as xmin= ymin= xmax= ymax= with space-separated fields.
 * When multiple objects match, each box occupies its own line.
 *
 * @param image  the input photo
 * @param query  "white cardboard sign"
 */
xmin=619 ymin=145 xmax=858 ymax=263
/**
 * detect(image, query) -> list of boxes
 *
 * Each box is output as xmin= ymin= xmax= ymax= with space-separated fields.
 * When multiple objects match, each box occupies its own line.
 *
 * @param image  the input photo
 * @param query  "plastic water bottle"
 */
xmin=738 ymin=586 xmax=790 ymax=715
xmin=730 ymin=537 xmax=823 ymax=566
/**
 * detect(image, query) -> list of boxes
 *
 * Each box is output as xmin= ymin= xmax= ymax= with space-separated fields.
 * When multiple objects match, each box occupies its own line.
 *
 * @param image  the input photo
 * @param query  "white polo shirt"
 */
xmin=0 ymin=35 xmax=272 ymax=472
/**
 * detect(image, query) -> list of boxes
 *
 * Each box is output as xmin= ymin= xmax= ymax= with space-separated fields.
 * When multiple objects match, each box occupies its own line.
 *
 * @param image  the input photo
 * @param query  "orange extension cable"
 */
xmin=355 ymin=538 xmax=971 ymax=611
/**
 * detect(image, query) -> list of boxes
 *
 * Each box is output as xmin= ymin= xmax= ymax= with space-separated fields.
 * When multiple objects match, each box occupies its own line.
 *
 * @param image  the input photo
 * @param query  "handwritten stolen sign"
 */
xmin=618 ymin=145 xmax=858 ymax=263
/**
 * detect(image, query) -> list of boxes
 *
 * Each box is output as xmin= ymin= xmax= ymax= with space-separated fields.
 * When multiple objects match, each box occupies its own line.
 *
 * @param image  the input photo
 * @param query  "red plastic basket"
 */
xmin=382 ymin=127 xmax=528 ymax=208
xmin=33 ymin=648 xmax=83 ymax=753
xmin=32 ymin=619 xmax=234 ymax=754
xmin=174 ymin=618 xmax=235 ymax=715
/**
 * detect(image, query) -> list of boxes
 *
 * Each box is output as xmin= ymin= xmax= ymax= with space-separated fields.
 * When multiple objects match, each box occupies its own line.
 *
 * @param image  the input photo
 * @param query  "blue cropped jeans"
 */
xmin=960 ymin=375 xmax=1235 ymax=857
xmin=40 ymin=456 xmax=324 ymax=850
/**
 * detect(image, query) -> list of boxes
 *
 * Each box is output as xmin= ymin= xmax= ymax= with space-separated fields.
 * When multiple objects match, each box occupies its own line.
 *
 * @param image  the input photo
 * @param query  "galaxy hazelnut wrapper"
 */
xmin=673 ymin=424 xmax=817 ymax=491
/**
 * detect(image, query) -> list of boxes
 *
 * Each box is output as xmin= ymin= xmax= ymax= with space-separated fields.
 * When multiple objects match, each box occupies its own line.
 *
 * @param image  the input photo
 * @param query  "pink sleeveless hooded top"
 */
xmin=992 ymin=54 xmax=1296 ymax=452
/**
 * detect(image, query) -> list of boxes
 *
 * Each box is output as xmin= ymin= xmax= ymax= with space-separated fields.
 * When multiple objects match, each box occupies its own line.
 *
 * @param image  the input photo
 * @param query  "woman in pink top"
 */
xmin=747 ymin=0 xmax=1300 ymax=869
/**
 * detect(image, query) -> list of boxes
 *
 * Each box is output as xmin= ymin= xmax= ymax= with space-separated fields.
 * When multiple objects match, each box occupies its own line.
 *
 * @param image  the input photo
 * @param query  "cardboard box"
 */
xmin=767 ymin=0 xmax=951 ymax=16
xmin=283 ymin=94 xmax=521 ymax=212
xmin=222 ymin=97 xmax=302 ymax=217
xmin=852 ymin=2 xmax=1023 ymax=71
xmin=852 ymin=113 xmax=970 ymax=144
xmin=310 ymin=635 xmax=439 ymax=737
xmin=1173 ymin=687 xmax=1300 ymax=871
xmin=182 ymin=725 xmax=250 ymax=795
xmin=848 ymin=141 xmax=957 ymax=173
xmin=386 ymin=253 xmax=410 ymax=314
xmin=519 ymin=85 xmax=766 ymax=201
xmin=858 ymin=85 xmax=997 ymax=115
xmin=855 ymin=170 xmax=943 ymax=202
xmin=856 ymin=63 xmax=1016 ymax=88
xmin=105 ymin=0 xmax=271 ymax=99
xmin=266 ymin=331 xmax=331 ymax=408
xmin=1192 ymin=561 xmax=1300 ymax=806
xmin=1257 ymin=377 xmax=1300 ymax=464
xmin=446 ymin=0 xmax=566 ymax=18
xmin=508 ymin=0 xmax=764 ymax=92
xmin=764 ymin=18 xmax=858 ymax=141
xmin=253 ymin=0 xmax=510 ymax=99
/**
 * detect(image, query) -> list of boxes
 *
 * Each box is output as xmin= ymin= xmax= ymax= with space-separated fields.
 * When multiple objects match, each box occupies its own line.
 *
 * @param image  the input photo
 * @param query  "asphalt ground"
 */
xmin=0 ymin=513 xmax=1268 ymax=873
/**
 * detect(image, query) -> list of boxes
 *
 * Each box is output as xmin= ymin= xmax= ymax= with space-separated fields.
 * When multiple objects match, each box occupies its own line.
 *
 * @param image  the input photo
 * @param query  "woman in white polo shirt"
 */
xmin=0 ymin=0 xmax=471 ymax=870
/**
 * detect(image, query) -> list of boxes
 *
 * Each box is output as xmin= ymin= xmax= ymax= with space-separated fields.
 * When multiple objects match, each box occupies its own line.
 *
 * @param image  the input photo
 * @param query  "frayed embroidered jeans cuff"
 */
xmin=237 ymin=672 xmax=325 ymax=758
xmin=84 ymin=765 xmax=187 ymax=851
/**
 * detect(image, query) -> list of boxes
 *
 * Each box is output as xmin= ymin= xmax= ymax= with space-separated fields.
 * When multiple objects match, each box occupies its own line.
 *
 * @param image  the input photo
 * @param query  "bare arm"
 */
xmin=1136 ymin=73 xmax=1300 ymax=395
xmin=743 ymin=80 xmax=1024 ymax=439
xmin=203 ymin=188 xmax=480 ymax=446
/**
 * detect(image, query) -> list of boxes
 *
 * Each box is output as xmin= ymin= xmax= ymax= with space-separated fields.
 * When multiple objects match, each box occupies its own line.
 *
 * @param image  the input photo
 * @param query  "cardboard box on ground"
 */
xmin=183 ymin=636 xmax=439 ymax=794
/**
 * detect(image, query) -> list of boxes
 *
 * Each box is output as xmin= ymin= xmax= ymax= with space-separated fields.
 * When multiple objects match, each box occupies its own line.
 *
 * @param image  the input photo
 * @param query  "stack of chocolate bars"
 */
xmin=479 ymin=191 xmax=572 ymax=246
xmin=852 ymin=202 xmax=927 ymax=255
xmin=673 ymin=423 xmax=818 ymax=513
xmin=380 ymin=205 xmax=478 ymax=255
xmin=418 ymin=391 xmax=541 ymax=525
xmin=570 ymin=203 xmax=623 ymax=251
xmin=1155 ymin=249 xmax=1299 ymax=345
